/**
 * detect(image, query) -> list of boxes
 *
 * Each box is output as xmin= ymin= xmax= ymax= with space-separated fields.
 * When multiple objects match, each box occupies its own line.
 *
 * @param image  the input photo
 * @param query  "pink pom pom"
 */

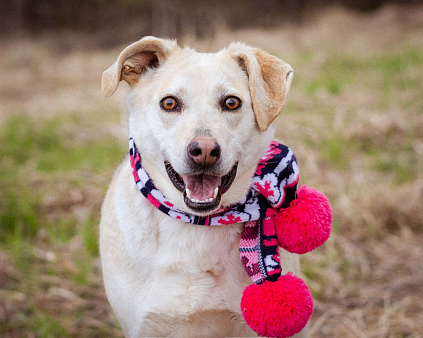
xmin=241 ymin=273 xmax=313 ymax=338
xmin=275 ymin=185 xmax=332 ymax=254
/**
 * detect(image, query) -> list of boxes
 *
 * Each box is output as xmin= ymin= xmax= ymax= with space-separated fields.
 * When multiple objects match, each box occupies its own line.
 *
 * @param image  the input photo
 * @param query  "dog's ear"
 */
xmin=228 ymin=43 xmax=293 ymax=131
xmin=101 ymin=36 xmax=178 ymax=97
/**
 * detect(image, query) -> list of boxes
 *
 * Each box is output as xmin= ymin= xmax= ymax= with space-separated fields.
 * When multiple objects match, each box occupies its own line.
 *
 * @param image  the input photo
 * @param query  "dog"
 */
xmin=99 ymin=36 xmax=306 ymax=337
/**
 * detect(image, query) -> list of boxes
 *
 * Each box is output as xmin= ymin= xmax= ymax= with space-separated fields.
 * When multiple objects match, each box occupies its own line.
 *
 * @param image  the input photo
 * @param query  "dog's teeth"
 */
xmin=187 ymin=194 xmax=216 ymax=204
xmin=213 ymin=187 xmax=218 ymax=199
xmin=193 ymin=198 xmax=214 ymax=204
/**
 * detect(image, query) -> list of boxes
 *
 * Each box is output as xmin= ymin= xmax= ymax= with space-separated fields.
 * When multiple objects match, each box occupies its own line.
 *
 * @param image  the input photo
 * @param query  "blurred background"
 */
xmin=1 ymin=0 xmax=422 ymax=336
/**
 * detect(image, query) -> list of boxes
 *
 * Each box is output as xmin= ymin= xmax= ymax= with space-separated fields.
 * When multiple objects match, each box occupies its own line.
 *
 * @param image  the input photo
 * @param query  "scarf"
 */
xmin=129 ymin=137 xmax=299 ymax=284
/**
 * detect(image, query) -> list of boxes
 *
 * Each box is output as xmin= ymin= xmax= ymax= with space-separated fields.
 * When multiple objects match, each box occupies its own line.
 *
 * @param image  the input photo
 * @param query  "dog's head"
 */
xmin=102 ymin=37 xmax=293 ymax=216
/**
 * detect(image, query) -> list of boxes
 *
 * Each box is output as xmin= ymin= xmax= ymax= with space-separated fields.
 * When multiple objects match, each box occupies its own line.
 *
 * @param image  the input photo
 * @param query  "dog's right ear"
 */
xmin=227 ymin=43 xmax=293 ymax=132
xmin=101 ymin=36 xmax=178 ymax=97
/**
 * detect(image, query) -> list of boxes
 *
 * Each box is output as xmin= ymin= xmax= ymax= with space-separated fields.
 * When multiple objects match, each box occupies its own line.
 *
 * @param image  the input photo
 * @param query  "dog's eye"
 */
xmin=223 ymin=96 xmax=241 ymax=111
xmin=160 ymin=96 xmax=179 ymax=111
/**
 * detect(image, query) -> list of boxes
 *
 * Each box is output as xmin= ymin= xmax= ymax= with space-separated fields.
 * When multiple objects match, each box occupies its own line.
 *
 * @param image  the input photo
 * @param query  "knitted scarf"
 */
xmin=129 ymin=137 xmax=299 ymax=284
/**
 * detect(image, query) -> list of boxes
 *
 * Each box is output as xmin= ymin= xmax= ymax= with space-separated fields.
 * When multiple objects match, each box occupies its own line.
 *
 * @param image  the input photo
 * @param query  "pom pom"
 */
xmin=241 ymin=273 xmax=313 ymax=338
xmin=275 ymin=185 xmax=332 ymax=254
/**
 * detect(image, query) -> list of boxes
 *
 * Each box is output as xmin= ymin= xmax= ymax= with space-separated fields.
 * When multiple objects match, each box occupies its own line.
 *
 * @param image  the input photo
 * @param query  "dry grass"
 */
xmin=1 ymin=4 xmax=423 ymax=337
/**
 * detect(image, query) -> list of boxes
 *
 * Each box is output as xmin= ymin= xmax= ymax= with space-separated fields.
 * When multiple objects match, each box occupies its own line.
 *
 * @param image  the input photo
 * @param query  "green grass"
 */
xmin=0 ymin=188 xmax=40 ymax=242
xmin=0 ymin=114 xmax=124 ymax=245
xmin=82 ymin=216 xmax=100 ymax=257
xmin=0 ymin=114 xmax=125 ymax=335
xmin=3 ymin=303 xmax=70 ymax=338
xmin=320 ymin=133 xmax=352 ymax=168
xmin=298 ymin=48 xmax=423 ymax=102
xmin=283 ymin=45 xmax=423 ymax=188
xmin=29 ymin=306 xmax=70 ymax=338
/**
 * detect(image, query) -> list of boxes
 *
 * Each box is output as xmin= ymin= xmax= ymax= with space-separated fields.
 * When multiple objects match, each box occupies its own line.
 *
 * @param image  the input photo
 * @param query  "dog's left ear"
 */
xmin=228 ymin=43 xmax=293 ymax=131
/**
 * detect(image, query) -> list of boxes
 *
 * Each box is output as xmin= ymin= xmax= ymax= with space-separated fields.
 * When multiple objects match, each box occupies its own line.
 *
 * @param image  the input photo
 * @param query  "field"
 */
xmin=1 ymin=5 xmax=423 ymax=337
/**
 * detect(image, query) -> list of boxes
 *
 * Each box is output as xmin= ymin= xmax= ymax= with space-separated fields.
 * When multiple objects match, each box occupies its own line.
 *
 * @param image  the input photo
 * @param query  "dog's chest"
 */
xmin=115 ymin=184 xmax=252 ymax=316
xmin=147 ymin=217 xmax=248 ymax=310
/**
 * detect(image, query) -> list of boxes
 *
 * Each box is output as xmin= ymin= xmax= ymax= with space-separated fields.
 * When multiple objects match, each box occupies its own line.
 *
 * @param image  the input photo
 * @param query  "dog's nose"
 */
xmin=187 ymin=136 xmax=221 ymax=166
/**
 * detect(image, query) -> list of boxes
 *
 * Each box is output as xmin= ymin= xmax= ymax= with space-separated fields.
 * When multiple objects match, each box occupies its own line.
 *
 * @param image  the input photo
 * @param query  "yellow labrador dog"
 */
xmin=100 ymin=36 xmax=305 ymax=337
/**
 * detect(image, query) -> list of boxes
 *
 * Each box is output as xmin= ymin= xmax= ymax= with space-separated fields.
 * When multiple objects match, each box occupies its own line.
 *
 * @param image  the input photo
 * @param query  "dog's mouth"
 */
xmin=165 ymin=161 xmax=238 ymax=213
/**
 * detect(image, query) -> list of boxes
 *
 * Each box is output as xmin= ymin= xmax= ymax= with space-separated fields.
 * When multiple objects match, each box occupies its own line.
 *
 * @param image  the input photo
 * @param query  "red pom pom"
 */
xmin=241 ymin=273 xmax=313 ymax=338
xmin=275 ymin=185 xmax=332 ymax=254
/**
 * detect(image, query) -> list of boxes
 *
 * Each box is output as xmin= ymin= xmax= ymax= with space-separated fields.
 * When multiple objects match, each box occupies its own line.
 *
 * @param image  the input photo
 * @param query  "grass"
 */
xmin=298 ymin=47 xmax=423 ymax=114
xmin=1 ymin=5 xmax=423 ymax=336
xmin=29 ymin=306 xmax=69 ymax=338
xmin=281 ymin=44 xmax=423 ymax=187
xmin=270 ymin=10 xmax=423 ymax=335
xmin=0 ymin=114 xmax=125 ymax=336
xmin=0 ymin=114 xmax=124 ymax=239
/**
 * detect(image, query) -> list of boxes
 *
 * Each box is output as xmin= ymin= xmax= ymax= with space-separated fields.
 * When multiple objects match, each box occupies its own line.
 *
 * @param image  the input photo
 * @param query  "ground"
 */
xmin=0 ymin=4 xmax=422 ymax=337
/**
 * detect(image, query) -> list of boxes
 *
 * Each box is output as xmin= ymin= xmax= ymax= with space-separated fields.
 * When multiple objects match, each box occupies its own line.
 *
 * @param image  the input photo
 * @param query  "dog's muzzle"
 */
xmin=164 ymin=161 xmax=238 ymax=213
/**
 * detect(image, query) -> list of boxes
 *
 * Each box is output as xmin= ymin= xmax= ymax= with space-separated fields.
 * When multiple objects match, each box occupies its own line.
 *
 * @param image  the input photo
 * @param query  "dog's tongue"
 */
xmin=182 ymin=174 xmax=221 ymax=200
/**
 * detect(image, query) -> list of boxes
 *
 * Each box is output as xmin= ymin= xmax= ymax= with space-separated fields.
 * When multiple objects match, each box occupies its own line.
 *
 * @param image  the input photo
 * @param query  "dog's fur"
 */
xmin=100 ymin=37 xmax=306 ymax=337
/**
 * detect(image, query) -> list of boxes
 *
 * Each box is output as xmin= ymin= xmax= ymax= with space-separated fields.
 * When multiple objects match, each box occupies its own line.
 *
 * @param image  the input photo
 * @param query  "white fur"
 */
xmin=100 ymin=37 xmax=306 ymax=337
